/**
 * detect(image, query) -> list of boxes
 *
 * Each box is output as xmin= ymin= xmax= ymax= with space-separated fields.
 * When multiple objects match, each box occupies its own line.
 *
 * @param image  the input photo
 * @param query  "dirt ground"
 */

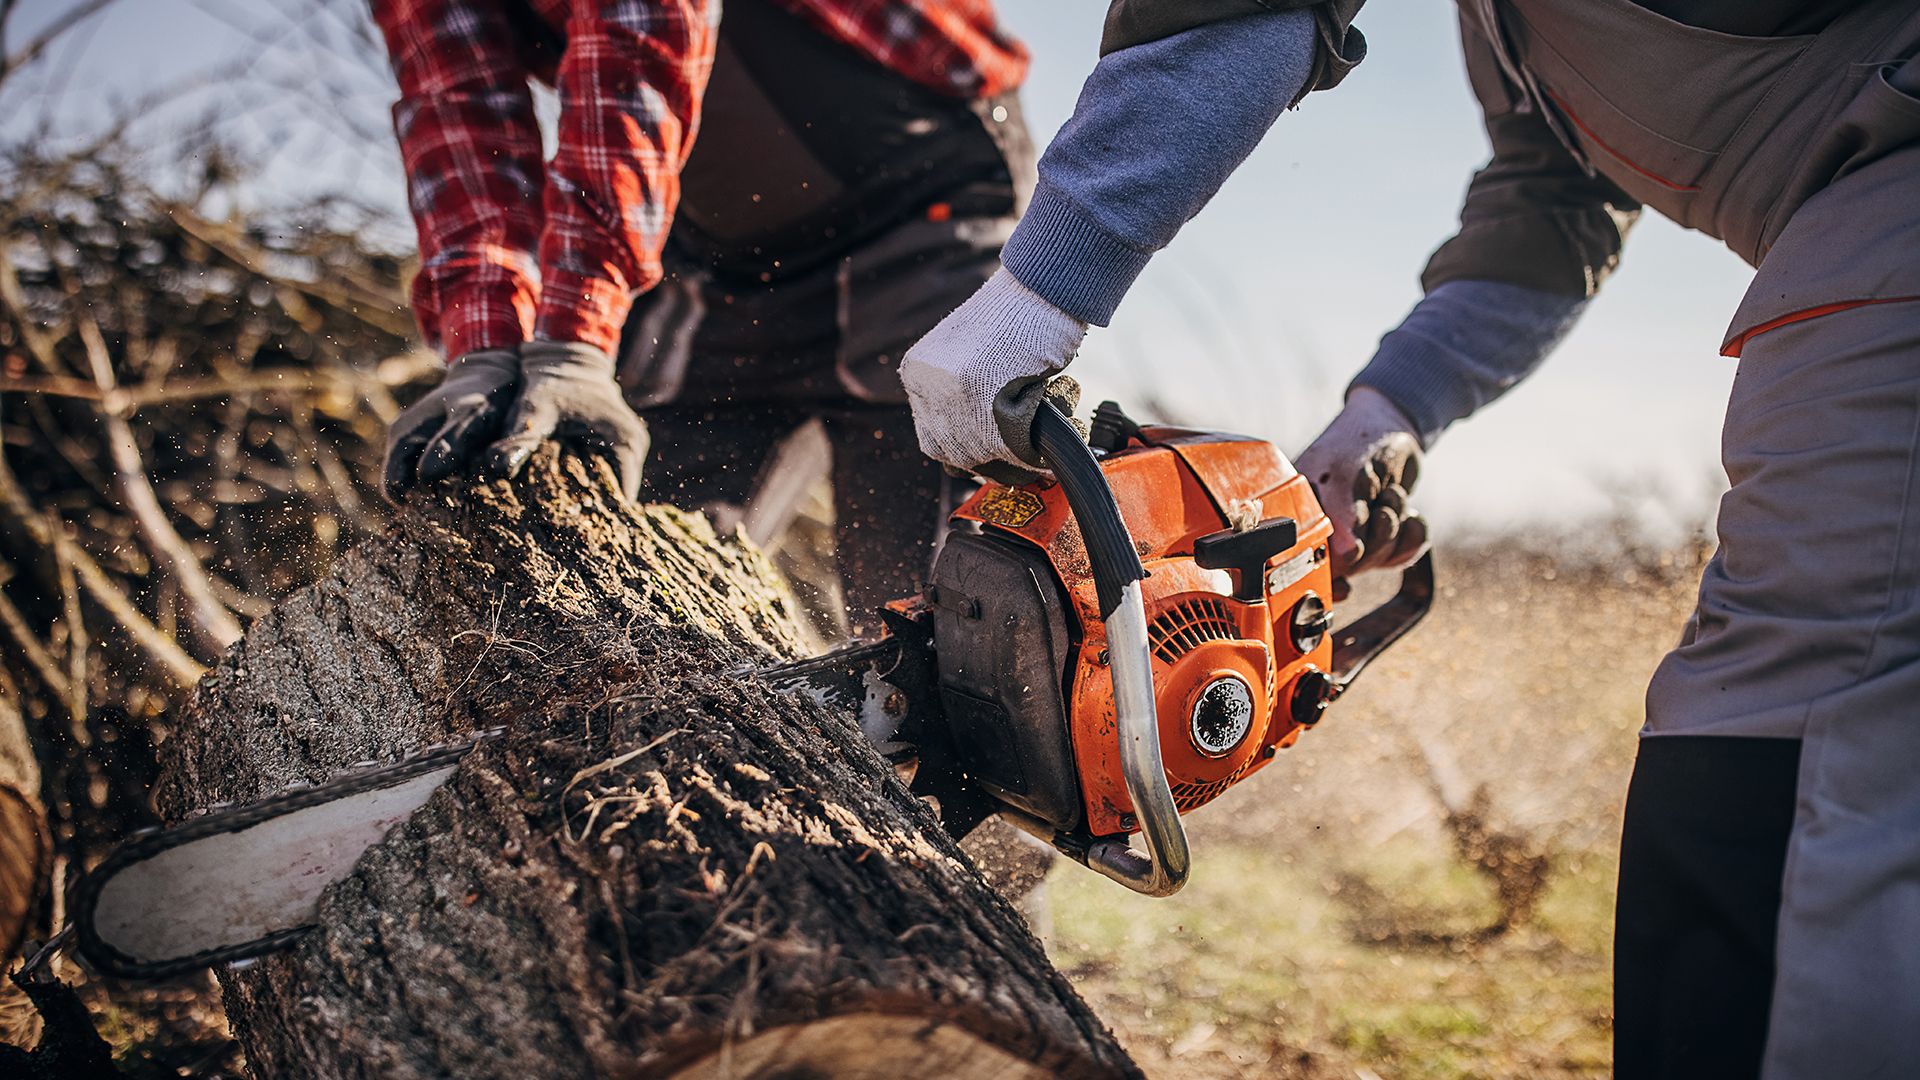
xmin=1046 ymin=535 xmax=1710 ymax=1079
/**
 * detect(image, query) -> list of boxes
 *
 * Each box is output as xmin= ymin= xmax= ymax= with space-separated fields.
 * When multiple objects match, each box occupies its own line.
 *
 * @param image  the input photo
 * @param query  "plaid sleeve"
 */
xmin=374 ymin=0 xmax=547 ymax=360
xmin=777 ymin=0 xmax=1028 ymax=97
xmin=535 ymin=0 xmax=719 ymax=355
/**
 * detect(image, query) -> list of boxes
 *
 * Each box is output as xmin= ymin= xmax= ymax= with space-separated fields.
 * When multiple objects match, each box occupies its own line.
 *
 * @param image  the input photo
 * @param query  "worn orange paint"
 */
xmin=951 ymin=425 xmax=1336 ymax=837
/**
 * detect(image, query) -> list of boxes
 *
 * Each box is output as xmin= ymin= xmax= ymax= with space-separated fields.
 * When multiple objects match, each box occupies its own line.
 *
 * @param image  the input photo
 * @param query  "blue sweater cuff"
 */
xmin=1351 ymin=279 xmax=1589 ymax=447
xmin=1350 ymin=331 xmax=1486 ymax=448
xmin=1000 ymin=178 xmax=1152 ymax=327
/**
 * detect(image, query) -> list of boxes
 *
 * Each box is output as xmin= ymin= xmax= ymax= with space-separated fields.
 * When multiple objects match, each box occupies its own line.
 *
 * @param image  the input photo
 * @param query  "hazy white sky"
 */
xmin=7 ymin=0 xmax=1750 ymax=536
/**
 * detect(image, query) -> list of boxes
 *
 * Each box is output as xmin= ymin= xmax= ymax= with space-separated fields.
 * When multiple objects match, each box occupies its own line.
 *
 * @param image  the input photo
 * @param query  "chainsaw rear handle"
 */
xmin=1030 ymin=403 xmax=1191 ymax=897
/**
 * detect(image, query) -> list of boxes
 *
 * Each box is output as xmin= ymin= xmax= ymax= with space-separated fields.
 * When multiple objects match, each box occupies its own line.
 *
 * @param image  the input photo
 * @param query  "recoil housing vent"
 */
xmin=1148 ymin=597 xmax=1237 ymax=665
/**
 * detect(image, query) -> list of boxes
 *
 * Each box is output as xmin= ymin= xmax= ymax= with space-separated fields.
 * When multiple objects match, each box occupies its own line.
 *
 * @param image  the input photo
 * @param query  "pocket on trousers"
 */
xmin=1833 ymin=61 xmax=1920 ymax=180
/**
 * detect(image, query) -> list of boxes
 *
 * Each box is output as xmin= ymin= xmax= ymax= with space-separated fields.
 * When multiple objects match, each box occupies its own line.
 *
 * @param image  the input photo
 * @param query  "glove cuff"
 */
xmin=449 ymin=348 xmax=520 ymax=370
xmin=522 ymin=339 xmax=617 ymax=377
xmin=969 ymin=268 xmax=1090 ymax=349
xmin=444 ymin=349 xmax=521 ymax=386
xmin=1341 ymin=385 xmax=1421 ymax=442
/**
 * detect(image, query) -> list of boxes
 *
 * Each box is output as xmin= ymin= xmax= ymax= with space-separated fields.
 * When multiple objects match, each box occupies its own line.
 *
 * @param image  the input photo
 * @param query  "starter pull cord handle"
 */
xmin=1030 ymin=402 xmax=1191 ymax=897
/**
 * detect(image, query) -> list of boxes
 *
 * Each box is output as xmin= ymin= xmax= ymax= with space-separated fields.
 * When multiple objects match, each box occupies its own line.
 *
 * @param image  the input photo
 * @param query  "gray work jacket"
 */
xmin=1107 ymin=0 xmax=1920 ymax=354
xmin=1428 ymin=0 xmax=1920 ymax=352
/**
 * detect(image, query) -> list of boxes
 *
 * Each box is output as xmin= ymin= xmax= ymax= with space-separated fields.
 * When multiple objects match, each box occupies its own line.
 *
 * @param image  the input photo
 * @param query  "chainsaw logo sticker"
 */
xmin=976 ymin=486 xmax=1045 ymax=528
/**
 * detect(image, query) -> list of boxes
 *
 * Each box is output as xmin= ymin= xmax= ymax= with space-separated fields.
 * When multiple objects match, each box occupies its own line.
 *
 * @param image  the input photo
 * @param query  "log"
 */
xmin=0 ymin=684 xmax=49 ymax=962
xmin=152 ymin=448 xmax=1136 ymax=1080
xmin=0 ymin=680 xmax=53 ymax=1050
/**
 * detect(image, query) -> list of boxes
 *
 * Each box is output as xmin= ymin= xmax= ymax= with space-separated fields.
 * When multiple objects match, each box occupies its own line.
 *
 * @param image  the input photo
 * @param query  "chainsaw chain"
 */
xmin=744 ymin=636 xmax=901 ymax=687
xmin=69 ymin=729 xmax=503 ymax=981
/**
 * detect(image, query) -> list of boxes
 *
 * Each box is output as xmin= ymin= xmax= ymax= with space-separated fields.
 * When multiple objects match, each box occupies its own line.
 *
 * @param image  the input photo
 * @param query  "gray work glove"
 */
xmin=901 ymin=268 xmax=1089 ymax=483
xmin=384 ymin=348 xmax=520 ymax=504
xmin=484 ymin=339 xmax=649 ymax=501
xmin=1294 ymin=386 xmax=1430 ymax=594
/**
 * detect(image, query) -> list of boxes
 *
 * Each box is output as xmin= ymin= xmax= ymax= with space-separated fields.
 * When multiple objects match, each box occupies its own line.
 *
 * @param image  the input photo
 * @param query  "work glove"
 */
xmin=383 ymin=348 xmax=520 ymax=504
xmin=1295 ymin=386 xmax=1429 ymax=594
xmin=900 ymin=268 xmax=1088 ymax=484
xmin=484 ymin=340 xmax=650 ymax=501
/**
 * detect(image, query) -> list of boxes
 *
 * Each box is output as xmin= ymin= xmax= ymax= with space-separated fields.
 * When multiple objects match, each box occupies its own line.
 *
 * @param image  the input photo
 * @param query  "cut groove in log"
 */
xmin=153 ymin=448 xmax=1137 ymax=1080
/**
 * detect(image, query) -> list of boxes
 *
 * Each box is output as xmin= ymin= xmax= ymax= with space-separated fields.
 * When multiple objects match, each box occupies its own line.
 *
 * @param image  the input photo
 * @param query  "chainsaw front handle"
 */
xmin=1031 ymin=403 xmax=1191 ymax=897
xmin=1329 ymin=552 xmax=1435 ymax=692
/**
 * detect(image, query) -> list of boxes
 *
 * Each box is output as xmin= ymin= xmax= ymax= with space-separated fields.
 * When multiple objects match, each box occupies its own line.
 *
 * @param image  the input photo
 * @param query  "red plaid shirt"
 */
xmin=373 ymin=0 xmax=1028 ymax=359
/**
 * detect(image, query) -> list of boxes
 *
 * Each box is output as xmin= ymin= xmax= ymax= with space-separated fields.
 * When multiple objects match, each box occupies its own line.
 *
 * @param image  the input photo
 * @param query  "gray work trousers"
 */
xmin=1642 ymin=168 xmax=1920 ymax=1075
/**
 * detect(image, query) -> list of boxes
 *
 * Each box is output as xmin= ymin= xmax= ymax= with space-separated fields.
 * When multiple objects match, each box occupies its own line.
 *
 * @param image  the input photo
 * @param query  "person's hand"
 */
xmin=900 ymin=268 xmax=1088 ymax=484
xmin=1295 ymin=387 xmax=1429 ymax=592
xmin=383 ymin=349 xmax=520 ymax=504
xmin=484 ymin=340 xmax=650 ymax=501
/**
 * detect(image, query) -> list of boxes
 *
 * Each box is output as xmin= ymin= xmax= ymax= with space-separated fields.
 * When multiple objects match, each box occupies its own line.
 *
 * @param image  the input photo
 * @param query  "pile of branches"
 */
xmin=0 ymin=142 xmax=432 ymax=877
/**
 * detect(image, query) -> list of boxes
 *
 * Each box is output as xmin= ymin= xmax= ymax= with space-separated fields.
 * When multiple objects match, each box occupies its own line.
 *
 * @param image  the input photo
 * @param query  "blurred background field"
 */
xmin=1046 ymin=536 xmax=1709 ymax=1079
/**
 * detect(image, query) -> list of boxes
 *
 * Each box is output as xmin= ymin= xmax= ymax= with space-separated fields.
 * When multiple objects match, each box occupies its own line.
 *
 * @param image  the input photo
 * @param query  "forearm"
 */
xmin=536 ymin=0 xmax=718 ymax=355
xmin=375 ymin=0 xmax=546 ymax=358
xmin=1351 ymin=279 xmax=1587 ymax=446
xmin=1000 ymin=9 xmax=1317 ymax=326
xmin=1421 ymin=14 xmax=1639 ymax=300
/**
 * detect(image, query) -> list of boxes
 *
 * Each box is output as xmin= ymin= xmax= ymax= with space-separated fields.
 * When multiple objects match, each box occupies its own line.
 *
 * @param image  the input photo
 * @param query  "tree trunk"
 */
xmin=0 ymin=682 xmax=53 ymax=1049
xmin=0 ymin=685 xmax=49 ymax=962
xmin=152 ymin=449 xmax=1136 ymax=1080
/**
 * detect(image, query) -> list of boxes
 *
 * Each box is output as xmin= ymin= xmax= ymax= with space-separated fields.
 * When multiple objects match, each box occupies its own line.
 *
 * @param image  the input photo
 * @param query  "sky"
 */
xmin=4 ymin=0 xmax=1751 ymax=539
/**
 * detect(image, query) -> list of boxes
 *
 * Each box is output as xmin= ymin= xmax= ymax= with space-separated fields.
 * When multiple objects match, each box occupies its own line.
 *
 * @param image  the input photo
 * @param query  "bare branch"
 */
xmin=50 ymin=527 xmax=92 ymax=748
xmin=74 ymin=311 xmax=244 ymax=650
xmin=0 ymin=453 xmax=205 ymax=690
xmin=166 ymin=207 xmax=416 ymax=337
xmin=0 ymin=0 xmax=119 ymax=85
xmin=0 ymin=557 xmax=74 ymax=702
xmin=0 ymin=350 xmax=438 ymax=407
xmin=0 ymin=371 xmax=99 ymax=400
xmin=0 ymin=244 xmax=65 ymax=373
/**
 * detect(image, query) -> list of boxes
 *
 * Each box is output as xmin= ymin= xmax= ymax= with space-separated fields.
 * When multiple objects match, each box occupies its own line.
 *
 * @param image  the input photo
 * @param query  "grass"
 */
xmin=1049 ymin=841 xmax=1617 ymax=1078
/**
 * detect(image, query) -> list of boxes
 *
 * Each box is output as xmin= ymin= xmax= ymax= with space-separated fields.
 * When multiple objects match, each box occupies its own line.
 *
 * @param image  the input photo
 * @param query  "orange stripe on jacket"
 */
xmin=1722 ymin=297 xmax=1920 ymax=358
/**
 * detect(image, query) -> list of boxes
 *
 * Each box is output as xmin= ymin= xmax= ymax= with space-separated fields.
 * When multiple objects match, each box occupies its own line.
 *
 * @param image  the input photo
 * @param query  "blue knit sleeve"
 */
xmin=999 ymin=9 xmax=1318 ymax=326
xmin=1351 ymin=279 xmax=1589 ymax=446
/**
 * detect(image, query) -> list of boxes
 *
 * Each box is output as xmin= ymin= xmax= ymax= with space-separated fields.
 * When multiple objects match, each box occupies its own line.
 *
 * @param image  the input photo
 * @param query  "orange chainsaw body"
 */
xmin=950 ymin=425 xmax=1335 ymax=836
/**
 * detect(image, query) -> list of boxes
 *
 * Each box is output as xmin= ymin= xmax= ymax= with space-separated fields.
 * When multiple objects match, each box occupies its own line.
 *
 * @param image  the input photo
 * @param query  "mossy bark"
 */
xmin=153 ymin=449 xmax=1136 ymax=1080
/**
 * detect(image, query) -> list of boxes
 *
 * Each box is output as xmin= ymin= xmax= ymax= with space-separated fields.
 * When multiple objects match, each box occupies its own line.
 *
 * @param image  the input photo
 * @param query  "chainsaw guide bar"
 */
xmin=72 ymin=729 xmax=502 ymax=980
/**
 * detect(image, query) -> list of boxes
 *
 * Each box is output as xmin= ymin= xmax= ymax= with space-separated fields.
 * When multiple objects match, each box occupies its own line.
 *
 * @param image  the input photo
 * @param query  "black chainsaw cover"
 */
xmin=926 ymin=531 xmax=1082 ymax=831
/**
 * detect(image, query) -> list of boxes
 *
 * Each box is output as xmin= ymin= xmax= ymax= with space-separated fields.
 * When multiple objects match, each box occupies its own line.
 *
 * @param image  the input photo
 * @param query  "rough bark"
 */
xmin=0 ymin=685 xmax=49 ymax=962
xmin=153 ymin=448 xmax=1136 ymax=1080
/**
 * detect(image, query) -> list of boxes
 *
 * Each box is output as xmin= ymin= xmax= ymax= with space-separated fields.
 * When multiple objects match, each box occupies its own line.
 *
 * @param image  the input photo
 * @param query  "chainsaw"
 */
xmin=66 ymin=400 xmax=1431 ymax=979
xmin=754 ymin=400 xmax=1432 ymax=895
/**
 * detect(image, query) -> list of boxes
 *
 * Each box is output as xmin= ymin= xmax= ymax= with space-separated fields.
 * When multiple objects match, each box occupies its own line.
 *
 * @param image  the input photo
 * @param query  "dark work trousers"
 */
xmin=1614 ymin=737 xmax=1800 ymax=1079
xmin=636 ymin=402 xmax=966 ymax=637
xmin=618 ymin=0 xmax=1031 ymax=639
